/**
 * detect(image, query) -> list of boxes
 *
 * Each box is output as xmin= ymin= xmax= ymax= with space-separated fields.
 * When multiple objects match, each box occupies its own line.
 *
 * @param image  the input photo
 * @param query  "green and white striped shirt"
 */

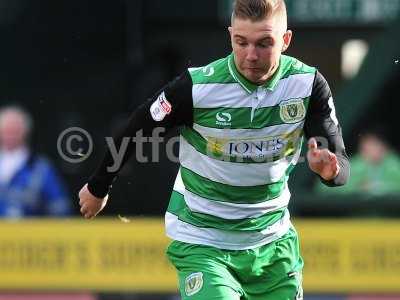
xmin=88 ymin=53 xmax=349 ymax=251
xmin=166 ymin=53 xmax=316 ymax=250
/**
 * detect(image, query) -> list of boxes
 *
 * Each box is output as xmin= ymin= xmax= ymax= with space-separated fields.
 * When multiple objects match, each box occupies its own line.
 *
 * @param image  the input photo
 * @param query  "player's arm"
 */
xmin=304 ymin=71 xmax=350 ymax=186
xmin=78 ymin=71 xmax=194 ymax=219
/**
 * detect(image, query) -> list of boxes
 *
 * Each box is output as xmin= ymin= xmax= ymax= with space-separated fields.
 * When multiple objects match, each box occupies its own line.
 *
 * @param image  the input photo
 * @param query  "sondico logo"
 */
xmin=202 ymin=65 xmax=214 ymax=77
xmin=216 ymin=112 xmax=232 ymax=126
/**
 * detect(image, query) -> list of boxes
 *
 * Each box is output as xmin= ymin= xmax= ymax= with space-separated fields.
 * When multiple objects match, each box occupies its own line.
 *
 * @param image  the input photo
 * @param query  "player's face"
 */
xmin=229 ymin=15 xmax=292 ymax=85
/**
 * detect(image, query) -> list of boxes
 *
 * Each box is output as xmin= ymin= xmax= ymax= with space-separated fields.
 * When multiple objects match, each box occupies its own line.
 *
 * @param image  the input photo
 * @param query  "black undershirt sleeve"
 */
xmin=87 ymin=70 xmax=193 ymax=198
xmin=304 ymin=71 xmax=350 ymax=187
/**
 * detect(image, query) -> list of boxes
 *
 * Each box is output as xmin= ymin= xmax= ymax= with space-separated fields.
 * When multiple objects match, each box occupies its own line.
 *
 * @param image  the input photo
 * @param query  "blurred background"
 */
xmin=0 ymin=0 xmax=400 ymax=299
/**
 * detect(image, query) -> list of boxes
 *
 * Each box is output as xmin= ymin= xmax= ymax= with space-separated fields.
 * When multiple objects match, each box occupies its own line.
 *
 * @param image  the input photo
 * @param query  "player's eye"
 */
xmin=258 ymin=41 xmax=273 ymax=48
xmin=236 ymin=40 xmax=247 ymax=47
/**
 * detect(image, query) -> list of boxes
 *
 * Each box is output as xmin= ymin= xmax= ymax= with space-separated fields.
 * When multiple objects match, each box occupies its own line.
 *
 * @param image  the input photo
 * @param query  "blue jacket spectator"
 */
xmin=0 ymin=106 xmax=70 ymax=218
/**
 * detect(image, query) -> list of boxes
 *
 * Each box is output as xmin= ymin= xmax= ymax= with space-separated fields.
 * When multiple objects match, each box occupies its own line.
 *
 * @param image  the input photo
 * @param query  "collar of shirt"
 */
xmin=0 ymin=147 xmax=30 ymax=185
xmin=227 ymin=52 xmax=285 ymax=94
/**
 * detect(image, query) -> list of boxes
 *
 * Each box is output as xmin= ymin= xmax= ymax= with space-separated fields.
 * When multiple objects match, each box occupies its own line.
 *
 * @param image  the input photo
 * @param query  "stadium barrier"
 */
xmin=0 ymin=218 xmax=399 ymax=293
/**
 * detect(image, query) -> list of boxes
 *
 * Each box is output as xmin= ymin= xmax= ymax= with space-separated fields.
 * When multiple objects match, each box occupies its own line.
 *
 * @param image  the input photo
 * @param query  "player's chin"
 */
xmin=248 ymin=73 xmax=259 ymax=79
xmin=244 ymin=71 xmax=263 ymax=83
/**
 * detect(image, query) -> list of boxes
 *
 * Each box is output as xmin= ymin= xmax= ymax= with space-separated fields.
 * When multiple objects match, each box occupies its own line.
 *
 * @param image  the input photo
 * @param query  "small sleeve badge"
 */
xmin=150 ymin=91 xmax=172 ymax=121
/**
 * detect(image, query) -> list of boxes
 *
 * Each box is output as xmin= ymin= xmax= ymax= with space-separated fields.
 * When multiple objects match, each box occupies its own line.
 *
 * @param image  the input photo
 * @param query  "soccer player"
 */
xmin=78 ymin=0 xmax=349 ymax=299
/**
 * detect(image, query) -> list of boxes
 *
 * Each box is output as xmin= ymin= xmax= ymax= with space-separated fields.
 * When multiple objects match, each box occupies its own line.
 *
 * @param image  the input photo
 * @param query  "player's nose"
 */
xmin=246 ymin=45 xmax=258 ymax=61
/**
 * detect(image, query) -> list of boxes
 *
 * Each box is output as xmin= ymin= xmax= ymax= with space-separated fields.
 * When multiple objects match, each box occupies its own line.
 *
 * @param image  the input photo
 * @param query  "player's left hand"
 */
xmin=307 ymin=138 xmax=340 ymax=181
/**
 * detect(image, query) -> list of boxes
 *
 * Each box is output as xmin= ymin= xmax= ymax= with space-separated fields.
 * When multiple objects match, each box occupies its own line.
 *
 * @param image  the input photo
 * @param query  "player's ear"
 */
xmin=282 ymin=30 xmax=292 ymax=53
xmin=228 ymin=26 xmax=234 ymax=46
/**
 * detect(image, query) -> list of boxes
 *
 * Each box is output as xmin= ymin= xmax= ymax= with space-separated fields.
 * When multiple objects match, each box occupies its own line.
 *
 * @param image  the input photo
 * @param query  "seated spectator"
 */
xmin=0 ymin=105 xmax=70 ymax=218
xmin=315 ymin=129 xmax=400 ymax=196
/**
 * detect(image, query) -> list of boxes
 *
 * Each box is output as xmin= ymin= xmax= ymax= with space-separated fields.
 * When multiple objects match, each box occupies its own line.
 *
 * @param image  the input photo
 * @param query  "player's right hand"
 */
xmin=78 ymin=184 xmax=108 ymax=219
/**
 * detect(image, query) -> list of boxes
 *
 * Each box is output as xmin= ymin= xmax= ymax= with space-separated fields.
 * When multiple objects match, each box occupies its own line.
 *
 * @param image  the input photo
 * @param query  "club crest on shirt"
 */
xmin=279 ymin=98 xmax=306 ymax=124
xmin=150 ymin=91 xmax=172 ymax=121
xmin=185 ymin=272 xmax=203 ymax=296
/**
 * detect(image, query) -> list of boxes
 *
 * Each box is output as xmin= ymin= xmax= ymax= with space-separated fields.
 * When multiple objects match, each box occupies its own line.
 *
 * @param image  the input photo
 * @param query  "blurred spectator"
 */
xmin=316 ymin=129 xmax=400 ymax=197
xmin=0 ymin=105 xmax=70 ymax=218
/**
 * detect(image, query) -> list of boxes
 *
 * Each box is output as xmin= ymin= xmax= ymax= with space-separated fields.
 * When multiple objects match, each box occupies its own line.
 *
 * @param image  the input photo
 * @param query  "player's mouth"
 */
xmin=246 ymin=67 xmax=263 ymax=71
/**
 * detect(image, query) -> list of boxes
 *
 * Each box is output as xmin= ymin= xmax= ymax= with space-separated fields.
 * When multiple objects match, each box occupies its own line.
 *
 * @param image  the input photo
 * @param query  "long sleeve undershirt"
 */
xmin=87 ymin=70 xmax=349 ymax=198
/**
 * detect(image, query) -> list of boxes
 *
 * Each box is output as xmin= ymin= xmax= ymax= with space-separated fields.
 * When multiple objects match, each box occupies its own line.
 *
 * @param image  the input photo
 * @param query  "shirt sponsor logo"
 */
xmin=205 ymin=128 xmax=303 ymax=161
xmin=279 ymin=98 xmax=306 ymax=124
xmin=150 ymin=92 xmax=172 ymax=122
xmin=215 ymin=112 xmax=232 ymax=126
xmin=206 ymin=136 xmax=296 ymax=162
xmin=228 ymin=138 xmax=286 ymax=160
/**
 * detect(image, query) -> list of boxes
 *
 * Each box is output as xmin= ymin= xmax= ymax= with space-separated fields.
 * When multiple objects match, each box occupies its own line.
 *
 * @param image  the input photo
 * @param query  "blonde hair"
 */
xmin=232 ymin=0 xmax=287 ymax=25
